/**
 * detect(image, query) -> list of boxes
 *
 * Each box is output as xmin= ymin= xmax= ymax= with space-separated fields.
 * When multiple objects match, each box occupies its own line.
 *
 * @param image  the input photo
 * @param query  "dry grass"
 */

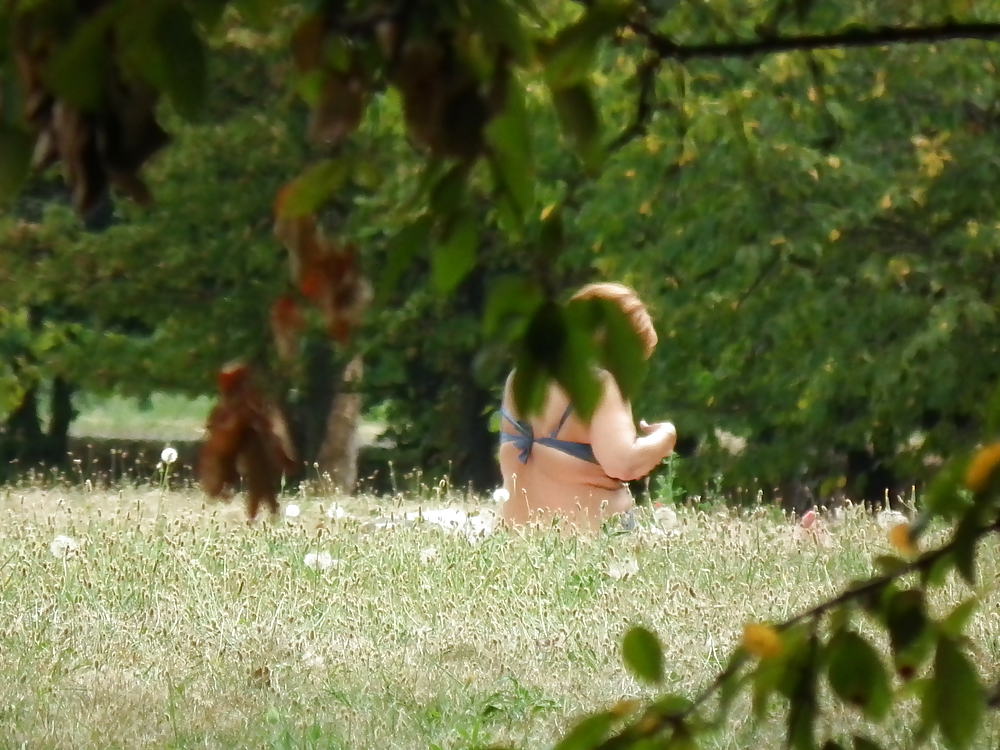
xmin=1 ymin=484 xmax=999 ymax=749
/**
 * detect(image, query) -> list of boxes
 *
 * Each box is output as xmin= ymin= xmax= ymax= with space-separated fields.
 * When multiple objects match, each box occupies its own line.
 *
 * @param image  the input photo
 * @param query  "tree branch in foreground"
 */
xmin=605 ymin=515 xmax=1000 ymax=747
xmin=636 ymin=21 xmax=1000 ymax=61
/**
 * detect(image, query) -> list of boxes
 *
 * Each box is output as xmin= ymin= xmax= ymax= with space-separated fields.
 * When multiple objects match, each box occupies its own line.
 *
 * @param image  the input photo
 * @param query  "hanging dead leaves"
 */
xmin=11 ymin=2 xmax=171 ymax=217
xmin=199 ymin=362 xmax=298 ymax=522
xmin=289 ymin=9 xmax=510 ymax=162
xmin=198 ymin=196 xmax=373 ymax=521
xmin=272 ymin=184 xmax=373 ymax=348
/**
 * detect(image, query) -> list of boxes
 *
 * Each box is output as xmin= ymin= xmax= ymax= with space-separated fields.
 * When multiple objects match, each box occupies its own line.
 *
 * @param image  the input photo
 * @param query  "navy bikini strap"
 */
xmin=498 ymin=372 xmax=599 ymax=465
xmin=549 ymin=404 xmax=574 ymax=439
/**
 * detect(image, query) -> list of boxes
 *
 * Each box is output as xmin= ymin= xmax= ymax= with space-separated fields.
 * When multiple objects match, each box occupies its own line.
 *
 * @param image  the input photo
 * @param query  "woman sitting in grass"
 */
xmin=498 ymin=283 xmax=677 ymax=532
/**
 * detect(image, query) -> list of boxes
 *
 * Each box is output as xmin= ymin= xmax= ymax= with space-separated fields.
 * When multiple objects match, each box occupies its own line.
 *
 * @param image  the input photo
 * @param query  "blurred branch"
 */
xmin=632 ymin=21 xmax=1000 ymax=61
xmin=602 ymin=516 xmax=1000 ymax=748
xmin=608 ymin=56 xmax=662 ymax=153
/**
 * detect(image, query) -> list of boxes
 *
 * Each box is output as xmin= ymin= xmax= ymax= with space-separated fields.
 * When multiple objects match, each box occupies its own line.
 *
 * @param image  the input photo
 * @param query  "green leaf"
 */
xmin=429 ymin=163 xmax=470 ymax=217
xmin=154 ymin=4 xmax=207 ymax=119
xmin=511 ymin=355 xmax=550 ymax=417
xmin=922 ymin=459 xmax=971 ymax=522
xmin=653 ymin=693 xmax=693 ymax=716
xmin=563 ymin=296 xmax=647 ymax=401
xmin=494 ymin=194 xmax=525 ymax=242
xmin=280 ymin=158 xmax=353 ymax=217
xmin=920 ymin=551 xmax=954 ymax=588
xmin=381 ymin=215 xmax=432 ymax=303
xmin=187 ymin=0 xmax=229 ymax=32
xmin=933 ymin=638 xmax=984 ymax=750
xmin=232 ymin=0 xmax=285 ymax=28
xmin=940 ymin=597 xmax=979 ymax=638
xmin=622 ymin=626 xmax=664 ymax=684
xmin=821 ymin=742 xmax=846 ymax=750
xmin=952 ymin=509 xmax=981 ymax=586
xmin=873 ymin=555 xmax=907 ymax=575
xmin=352 ymin=159 xmax=383 ymax=190
xmin=667 ymin=726 xmax=700 ymax=750
xmin=985 ymin=382 xmax=1000 ymax=435
xmin=825 ymin=630 xmax=892 ymax=721
xmin=540 ymin=1 xmax=627 ymax=88
xmin=713 ymin=649 xmax=750 ymax=726
xmin=468 ymin=0 xmax=532 ymax=64
xmin=552 ymin=711 xmax=615 ymax=750
xmin=550 ymin=82 xmax=604 ymax=172
xmin=485 ymin=78 xmax=535 ymax=221
xmin=783 ymin=633 xmax=820 ymax=750
xmin=0 ymin=125 xmax=33 ymax=203
xmin=882 ymin=588 xmax=932 ymax=675
xmin=46 ymin=9 xmax=117 ymax=110
xmin=515 ymin=302 xmax=602 ymax=419
xmin=484 ymin=276 xmax=544 ymax=341
xmin=431 ymin=213 xmax=479 ymax=294
xmin=598 ymin=299 xmax=648 ymax=400
xmin=787 ymin=696 xmax=816 ymax=750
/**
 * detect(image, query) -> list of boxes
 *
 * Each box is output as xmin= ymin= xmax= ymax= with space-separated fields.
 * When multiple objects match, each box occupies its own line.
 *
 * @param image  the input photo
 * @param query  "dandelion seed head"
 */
xmin=607 ymin=558 xmax=639 ymax=580
xmin=284 ymin=504 xmax=301 ymax=518
xmin=304 ymin=551 xmax=336 ymax=570
xmin=50 ymin=535 xmax=79 ymax=559
xmin=492 ymin=487 xmax=510 ymax=503
xmin=160 ymin=447 xmax=178 ymax=465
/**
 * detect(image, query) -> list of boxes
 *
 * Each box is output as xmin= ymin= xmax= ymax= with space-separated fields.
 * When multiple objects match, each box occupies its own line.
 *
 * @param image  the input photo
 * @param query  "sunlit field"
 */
xmin=2 ymin=480 xmax=1000 ymax=750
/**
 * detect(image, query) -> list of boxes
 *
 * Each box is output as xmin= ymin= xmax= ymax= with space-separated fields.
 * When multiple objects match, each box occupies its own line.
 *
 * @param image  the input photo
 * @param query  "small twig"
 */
xmin=605 ymin=517 xmax=1000 ymax=746
xmin=607 ymin=56 xmax=662 ymax=153
xmin=633 ymin=21 xmax=1000 ymax=61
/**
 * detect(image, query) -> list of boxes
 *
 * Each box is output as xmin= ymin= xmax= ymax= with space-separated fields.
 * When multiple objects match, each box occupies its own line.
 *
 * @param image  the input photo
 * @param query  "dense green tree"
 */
xmin=7 ymin=0 xmax=1000 ymax=747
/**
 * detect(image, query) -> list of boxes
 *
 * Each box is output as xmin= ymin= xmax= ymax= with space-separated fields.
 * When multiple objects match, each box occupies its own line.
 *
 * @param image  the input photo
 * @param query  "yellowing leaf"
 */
xmin=743 ymin=623 xmax=783 ymax=658
xmin=889 ymin=523 xmax=918 ymax=557
xmin=829 ymin=229 xmax=841 ymax=242
xmin=966 ymin=442 xmax=1000 ymax=493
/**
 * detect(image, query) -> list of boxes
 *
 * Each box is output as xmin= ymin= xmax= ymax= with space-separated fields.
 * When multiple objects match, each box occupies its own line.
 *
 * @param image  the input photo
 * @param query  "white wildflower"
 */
xmin=714 ymin=428 xmax=747 ymax=456
xmin=284 ymin=504 xmax=301 ymax=519
xmin=303 ymin=650 xmax=325 ymax=669
xmin=419 ymin=547 xmax=439 ymax=564
xmin=160 ymin=446 xmax=178 ymax=465
xmin=492 ymin=487 xmax=510 ymax=503
xmin=876 ymin=509 xmax=909 ymax=530
xmin=463 ymin=510 xmax=498 ymax=543
xmin=607 ymin=558 xmax=639 ymax=580
xmin=326 ymin=504 xmax=347 ymax=519
xmin=304 ymin=551 xmax=336 ymax=571
xmin=653 ymin=504 xmax=679 ymax=528
xmin=407 ymin=508 xmax=468 ymax=531
xmin=50 ymin=535 xmax=79 ymax=559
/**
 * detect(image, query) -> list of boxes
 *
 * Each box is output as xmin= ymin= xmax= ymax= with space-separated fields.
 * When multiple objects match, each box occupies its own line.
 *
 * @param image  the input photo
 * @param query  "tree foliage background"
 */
xmin=5 ymin=0 xmax=1000 ymax=747
xmin=4 ymin=0 xmax=1000 ymax=501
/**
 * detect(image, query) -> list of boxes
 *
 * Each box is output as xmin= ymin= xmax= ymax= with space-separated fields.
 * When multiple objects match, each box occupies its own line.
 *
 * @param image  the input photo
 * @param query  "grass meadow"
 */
xmin=3 ymin=395 xmax=999 ymax=749
xmin=2 ymin=481 xmax=1000 ymax=750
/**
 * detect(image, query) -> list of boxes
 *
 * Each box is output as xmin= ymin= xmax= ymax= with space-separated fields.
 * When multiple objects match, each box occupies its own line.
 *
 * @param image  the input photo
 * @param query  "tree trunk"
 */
xmin=284 ymin=339 xmax=364 ymax=494
xmin=47 ymin=377 xmax=76 ymax=461
xmin=316 ymin=354 xmax=363 ymax=493
xmin=0 ymin=378 xmax=77 ymax=477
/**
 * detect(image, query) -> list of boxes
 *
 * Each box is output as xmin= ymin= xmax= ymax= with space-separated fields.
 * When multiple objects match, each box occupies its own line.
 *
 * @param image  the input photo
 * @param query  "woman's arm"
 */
xmin=589 ymin=371 xmax=676 ymax=481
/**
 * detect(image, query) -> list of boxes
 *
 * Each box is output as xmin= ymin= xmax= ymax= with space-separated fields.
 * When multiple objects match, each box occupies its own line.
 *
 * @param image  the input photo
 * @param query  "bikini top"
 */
xmin=498 ymin=401 xmax=599 ymax=466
